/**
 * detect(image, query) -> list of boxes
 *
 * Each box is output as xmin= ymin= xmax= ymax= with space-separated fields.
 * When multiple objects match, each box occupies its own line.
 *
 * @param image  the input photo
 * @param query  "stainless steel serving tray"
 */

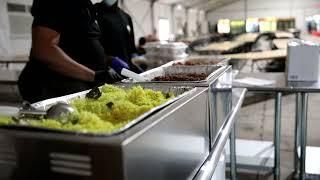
xmin=122 ymin=65 xmax=228 ymax=86
xmin=0 ymin=84 xmax=196 ymax=137
xmin=0 ymin=87 xmax=209 ymax=180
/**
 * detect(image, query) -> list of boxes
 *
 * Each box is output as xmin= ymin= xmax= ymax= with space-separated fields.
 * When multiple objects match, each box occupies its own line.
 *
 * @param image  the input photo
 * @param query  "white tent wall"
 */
xmin=186 ymin=8 xmax=209 ymax=37
xmin=123 ymin=0 xmax=185 ymax=43
xmin=3 ymin=0 xmax=208 ymax=57
xmin=207 ymin=0 xmax=320 ymax=32
xmin=0 ymin=0 xmax=12 ymax=59
xmin=123 ymin=0 xmax=207 ymax=42
xmin=153 ymin=2 xmax=173 ymax=37
xmin=6 ymin=0 xmax=32 ymax=57
xmin=172 ymin=5 xmax=187 ymax=37
xmin=172 ymin=5 xmax=208 ymax=38
xmin=171 ymin=5 xmax=208 ymax=38
xmin=198 ymin=10 xmax=209 ymax=35
xmin=187 ymin=8 xmax=198 ymax=37
xmin=122 ymin=0 xmax=153 ymax=44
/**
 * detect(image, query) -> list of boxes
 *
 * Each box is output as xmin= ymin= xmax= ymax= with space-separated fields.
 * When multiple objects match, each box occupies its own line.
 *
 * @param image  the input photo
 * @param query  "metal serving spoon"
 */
xmin=0 ymin=102 xmax=75 ymax=121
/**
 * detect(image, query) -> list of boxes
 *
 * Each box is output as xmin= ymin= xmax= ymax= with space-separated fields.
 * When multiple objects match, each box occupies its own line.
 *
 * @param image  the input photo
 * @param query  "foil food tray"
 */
xmin=161 ymin=56 xmax=230 ymax=67
xmin=122 ymin=65 xmax=227 ymax=86
xmin=0 ymin=84 xmax=196 ymax=137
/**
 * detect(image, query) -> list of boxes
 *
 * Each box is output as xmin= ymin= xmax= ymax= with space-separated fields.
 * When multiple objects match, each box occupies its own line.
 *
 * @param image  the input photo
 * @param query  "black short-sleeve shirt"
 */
xmin=18 ymin=0 xmax=107 ymax=102
xmin=30 ymin=0 xmax=106 ymax=70
xmin=95 ymin=3 xmax=137 ymax=65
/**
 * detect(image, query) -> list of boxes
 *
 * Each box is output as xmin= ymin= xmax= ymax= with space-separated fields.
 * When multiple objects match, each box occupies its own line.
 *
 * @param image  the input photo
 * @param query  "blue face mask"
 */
xmin=103 ymin=0 xmax=117 ymax=6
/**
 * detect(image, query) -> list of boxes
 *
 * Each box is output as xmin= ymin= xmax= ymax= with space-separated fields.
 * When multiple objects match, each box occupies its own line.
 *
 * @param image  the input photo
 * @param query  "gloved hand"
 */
xmin=111 ymin=57 xmax=129 ymax=74
xmin=94 ymin=67 xmax=123 ymax=83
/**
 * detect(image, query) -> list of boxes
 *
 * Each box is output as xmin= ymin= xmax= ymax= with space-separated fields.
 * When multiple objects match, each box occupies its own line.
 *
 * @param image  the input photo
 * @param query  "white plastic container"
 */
xmin=161 ymin=42 xmax=188 ymax=58
xmin=144 ymin=41 xmax=188 ymax=60
xmin=286 ymin=39 xmax=320 ymax=82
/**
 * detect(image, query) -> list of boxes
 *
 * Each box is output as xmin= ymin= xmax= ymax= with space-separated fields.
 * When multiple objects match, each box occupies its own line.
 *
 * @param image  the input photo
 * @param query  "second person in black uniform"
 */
xmin=95 ymin=0 xmax=142 ymax=73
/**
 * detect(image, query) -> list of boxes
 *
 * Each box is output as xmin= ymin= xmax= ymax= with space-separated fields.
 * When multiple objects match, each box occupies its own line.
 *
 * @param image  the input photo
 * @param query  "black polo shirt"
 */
xmin=95 ymin=3 xmax=137 ymax=65
xmin=18 ymin=0 xmax=107 ymax=103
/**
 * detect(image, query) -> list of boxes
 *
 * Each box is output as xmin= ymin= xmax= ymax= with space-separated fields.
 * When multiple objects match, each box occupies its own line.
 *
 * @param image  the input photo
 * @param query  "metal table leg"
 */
xmin=274 ymin=92 xmax=282 ymax=180
xmin=294 ymin=93 xmax=301 ymax=177
xmin=230 ymin=125 xmax=236 ymax=180
xmin=299 ymin=93 xmax=308 ymax=180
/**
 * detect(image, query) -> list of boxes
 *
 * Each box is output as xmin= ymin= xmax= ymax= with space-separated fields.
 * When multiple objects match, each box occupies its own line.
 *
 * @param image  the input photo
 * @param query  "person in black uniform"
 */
xmin=95 ymin=0 xmax=142 ymax=73
xmin=137 ymin=37 xmax=146 ymax=55
xmin=18 ymin=0 xmax=129 ymax=103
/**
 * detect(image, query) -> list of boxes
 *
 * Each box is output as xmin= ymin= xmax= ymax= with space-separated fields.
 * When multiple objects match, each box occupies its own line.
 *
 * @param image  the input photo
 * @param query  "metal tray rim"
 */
xmin=159 ymin=56 xmax=230 ymax=68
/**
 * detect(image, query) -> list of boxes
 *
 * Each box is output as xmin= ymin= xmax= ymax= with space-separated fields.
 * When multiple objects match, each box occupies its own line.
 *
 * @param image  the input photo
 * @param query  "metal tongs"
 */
xmin=121 ymin=69 xmax=148 ymax=82
xmin=0 ymin=101 xmax=75 ymax=121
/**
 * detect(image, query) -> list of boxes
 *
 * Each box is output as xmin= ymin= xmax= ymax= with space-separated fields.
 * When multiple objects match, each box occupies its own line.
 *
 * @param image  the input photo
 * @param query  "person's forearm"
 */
xmin=32 ymin=45 xmax=95 ymax=81
xmin=31 ymin=26 xmax=95 ymax=82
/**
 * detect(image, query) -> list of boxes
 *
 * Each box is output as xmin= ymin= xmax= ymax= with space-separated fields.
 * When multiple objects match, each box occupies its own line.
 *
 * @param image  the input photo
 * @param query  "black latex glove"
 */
xmin=94 ymin=67 xmax=123 ymax=83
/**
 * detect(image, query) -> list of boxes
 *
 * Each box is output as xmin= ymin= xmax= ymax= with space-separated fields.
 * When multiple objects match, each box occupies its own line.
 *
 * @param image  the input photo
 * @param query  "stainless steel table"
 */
xmin=234 ymin=72 xmax=320 ymax=180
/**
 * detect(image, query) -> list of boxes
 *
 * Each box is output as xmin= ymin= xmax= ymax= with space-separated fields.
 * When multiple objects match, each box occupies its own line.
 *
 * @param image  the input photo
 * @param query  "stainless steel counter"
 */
xmin=233 ymin=72 xmax=320 ymax=180
xmin=234 ymin=72 xmax=320 ymax=92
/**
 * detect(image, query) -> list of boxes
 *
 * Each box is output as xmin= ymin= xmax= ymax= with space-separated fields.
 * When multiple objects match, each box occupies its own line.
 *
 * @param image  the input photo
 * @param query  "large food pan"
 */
xmin=0 ymin=84 xmax=195 ymax=137
xmin=0 ymin=87 xmax=209 ymax=180
xmin=122 ymin=65 xmax=228 ymax=87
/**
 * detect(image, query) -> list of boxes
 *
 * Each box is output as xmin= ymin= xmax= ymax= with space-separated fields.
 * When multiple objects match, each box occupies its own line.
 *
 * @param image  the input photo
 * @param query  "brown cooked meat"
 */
xmin=152 ymin=73 xmax=207 ymax=81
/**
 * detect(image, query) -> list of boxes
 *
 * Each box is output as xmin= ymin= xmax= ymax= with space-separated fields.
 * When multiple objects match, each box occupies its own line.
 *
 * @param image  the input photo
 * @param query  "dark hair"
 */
xmin=139 ymin=37 xmax=146 ymax=46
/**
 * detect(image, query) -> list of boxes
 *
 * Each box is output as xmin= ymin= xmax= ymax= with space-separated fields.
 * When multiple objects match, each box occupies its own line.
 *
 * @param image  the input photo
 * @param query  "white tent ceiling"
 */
xmin=154 ymin=0 xmax=239 ymax=11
